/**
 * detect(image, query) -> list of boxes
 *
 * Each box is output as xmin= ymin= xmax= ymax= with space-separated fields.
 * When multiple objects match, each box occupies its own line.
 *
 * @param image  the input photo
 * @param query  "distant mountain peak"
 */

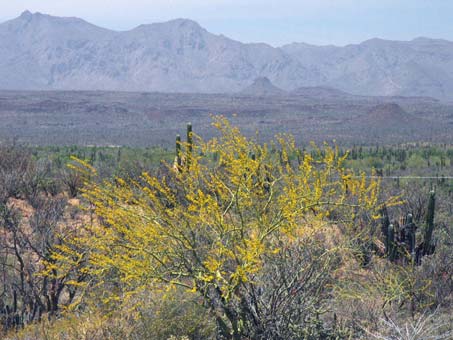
xmin=136 ymin=18 xmax=204 ymax=32
xmin=253 ymin=77 xmax=272 ymax=86
xmin=18 ymin=10 xmax=44 ymax=23
xmin=20 ymin=10 xmax=33 ymax=18
xmin=241 ymin=77 xmax=286 ymax=96
xmin=5 ymin=11 xmax=111 ymax=38
xmin=170 ymin=18 xmax=202 ymax=27
xmin=363 ymin=37 xmax=386 ymax=43
xmin=18 ymin=11 xmax=52 ymax=21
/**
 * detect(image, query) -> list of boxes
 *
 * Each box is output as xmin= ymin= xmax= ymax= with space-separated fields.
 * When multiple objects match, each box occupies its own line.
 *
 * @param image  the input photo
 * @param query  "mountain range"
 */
xmin=1 ymin=11 xmax=453 ymax=100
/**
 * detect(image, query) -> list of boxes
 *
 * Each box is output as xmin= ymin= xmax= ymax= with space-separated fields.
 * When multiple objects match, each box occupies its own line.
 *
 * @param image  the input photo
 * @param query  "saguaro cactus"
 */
xmin=186 ymin=122 xmax=193 ymax=169
xmin=387 ymin=223 xmax=396 ymax=261
xmin=423 ymin=190 xmax=436 ymax=256
xmin=405 ymin=213 xmax=417 ymax=262
xmin=174 ymin=124 xmax=194 ymax=172
xmin=379 ymin=191 xmax=437 ymax=266
xmin=175 ymin=134 xmax=182 ymax=170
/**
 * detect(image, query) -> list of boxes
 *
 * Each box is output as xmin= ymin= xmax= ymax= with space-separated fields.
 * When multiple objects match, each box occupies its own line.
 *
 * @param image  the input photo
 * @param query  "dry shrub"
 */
xmin=364 ymin=309 xmax=453 ymax=340
xmin=7 ymin=287 xmax=215 ymax=340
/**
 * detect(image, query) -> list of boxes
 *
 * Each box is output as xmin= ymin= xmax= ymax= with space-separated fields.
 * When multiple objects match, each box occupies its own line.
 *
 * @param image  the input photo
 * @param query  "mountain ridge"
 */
xmin=1 ymin=11 xmax=453 ymax=99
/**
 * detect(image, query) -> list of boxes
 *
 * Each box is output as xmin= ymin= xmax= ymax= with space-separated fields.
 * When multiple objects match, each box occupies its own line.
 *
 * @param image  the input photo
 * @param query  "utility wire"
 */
xmin=355 ymin=176 xmax=453 ymax=180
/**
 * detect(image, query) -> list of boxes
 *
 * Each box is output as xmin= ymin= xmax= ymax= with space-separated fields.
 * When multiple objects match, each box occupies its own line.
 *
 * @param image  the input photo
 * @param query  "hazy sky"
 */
xmin=0 ymin=0 xmax=451 ymax=46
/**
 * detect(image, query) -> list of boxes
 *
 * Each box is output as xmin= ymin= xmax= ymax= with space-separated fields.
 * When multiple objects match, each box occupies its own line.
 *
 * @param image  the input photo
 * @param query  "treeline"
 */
xmin=344 ymin=144 xmax=453 ymax=174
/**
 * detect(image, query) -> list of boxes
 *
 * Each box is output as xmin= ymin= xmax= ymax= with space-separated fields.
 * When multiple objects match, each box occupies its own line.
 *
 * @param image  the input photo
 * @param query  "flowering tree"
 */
xmin=53 ymin=117 xmax=380 ymax=339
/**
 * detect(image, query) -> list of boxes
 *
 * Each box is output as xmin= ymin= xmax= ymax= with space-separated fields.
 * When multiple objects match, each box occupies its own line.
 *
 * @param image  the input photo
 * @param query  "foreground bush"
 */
xmin=49 ymin=117 xmax=381 ymax=339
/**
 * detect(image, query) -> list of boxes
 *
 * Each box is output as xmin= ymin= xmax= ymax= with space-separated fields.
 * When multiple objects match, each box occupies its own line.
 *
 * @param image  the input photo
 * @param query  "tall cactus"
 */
xmin=423 ymin=190 xmax=436 ymax=256
xmin=387 ymin=223 xmax=396 ymax=261
xmin=379 ymin=191 xmax=437 ymax=266
xmin=405 ymin=213 xmax=417 ymax=263
xmin=175 ymin=134 xmax=182 ymax=170
xmin=186 ymin=122 xmax=193 ymax=169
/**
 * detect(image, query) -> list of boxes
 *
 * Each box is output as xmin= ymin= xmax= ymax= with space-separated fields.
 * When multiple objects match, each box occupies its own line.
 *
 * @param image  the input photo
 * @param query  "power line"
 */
xmin=357 ymin=176 xmax=453 ymax=180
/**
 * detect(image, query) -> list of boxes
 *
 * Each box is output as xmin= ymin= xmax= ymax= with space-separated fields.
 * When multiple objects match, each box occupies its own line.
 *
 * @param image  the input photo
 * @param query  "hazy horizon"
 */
xmin=1 ymin=0 xmax=451 ymax=47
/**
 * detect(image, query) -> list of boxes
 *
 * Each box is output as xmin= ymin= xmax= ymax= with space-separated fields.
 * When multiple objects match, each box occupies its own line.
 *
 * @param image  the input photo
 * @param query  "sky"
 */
xmin=0 ymin=0 xmax=451 ymax=46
